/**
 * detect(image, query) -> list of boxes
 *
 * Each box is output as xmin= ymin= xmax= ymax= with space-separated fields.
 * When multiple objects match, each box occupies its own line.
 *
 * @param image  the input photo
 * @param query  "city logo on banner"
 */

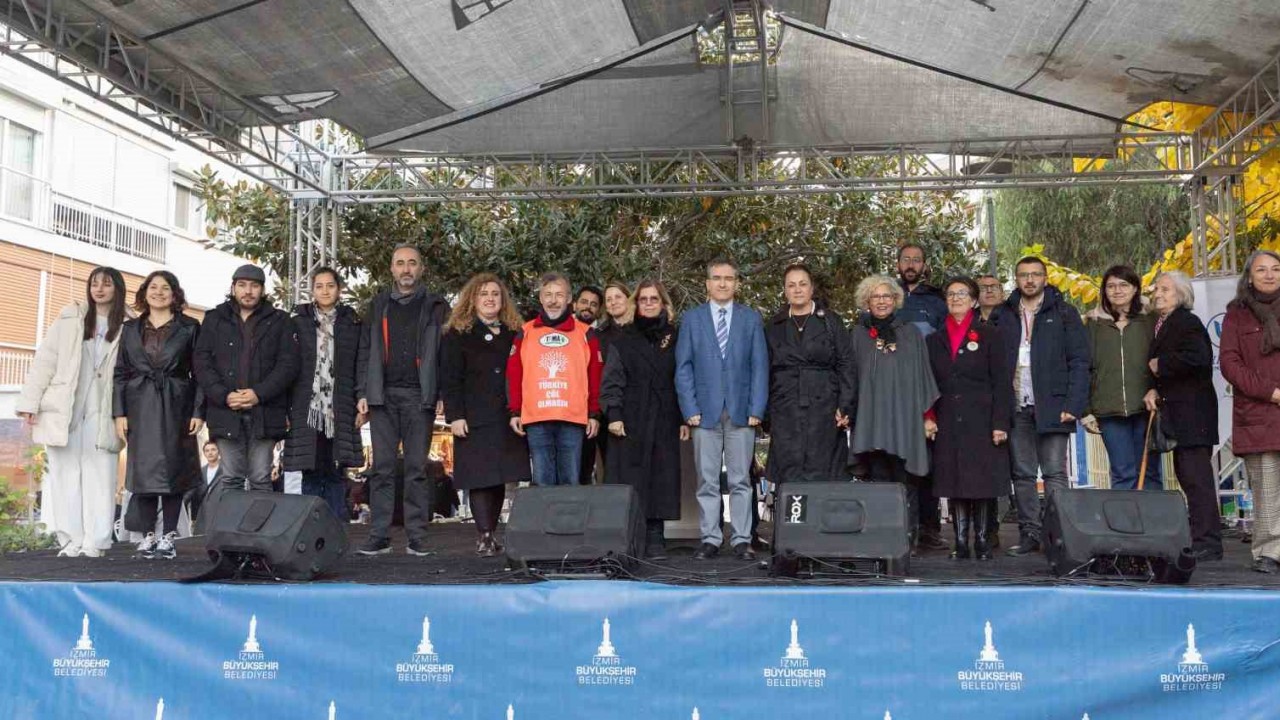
xmin=576 ymin=617 xmax=638 ymax=686
xmin=956 ymin=620 xmax=1023 ymax=691
xmin=154 ymin=698 xmax=165 ymax=719
xmin=222 ymin=614 xmax=279 ymax=680
xmin=396 ymin=615 xmax=454 ymax=684
xmin=326 ymin=701 xmax=336 ymax=719
xmin=1160 ymin=623 xmax=1224 ymax=692
xmin=762 ymin=619 xmax=826 ymax=688
xmin=52 ymin=613 xmax=110 ymax=678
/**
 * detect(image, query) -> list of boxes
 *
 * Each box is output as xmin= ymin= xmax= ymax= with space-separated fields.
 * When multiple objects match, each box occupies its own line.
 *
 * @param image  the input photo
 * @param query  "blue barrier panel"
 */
xmin=3 ymin=580 xmax=1279 ymax=719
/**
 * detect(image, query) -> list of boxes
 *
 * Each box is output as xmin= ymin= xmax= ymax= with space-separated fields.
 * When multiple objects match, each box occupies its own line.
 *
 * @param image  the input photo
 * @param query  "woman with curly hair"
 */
xmin=439 ymin=273 xmax=529 ymax=556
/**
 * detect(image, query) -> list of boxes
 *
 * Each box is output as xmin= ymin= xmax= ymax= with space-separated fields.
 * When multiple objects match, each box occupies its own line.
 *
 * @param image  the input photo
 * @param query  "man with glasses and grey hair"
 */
xmin=998 ymin=256 xmax=1090 ymax=556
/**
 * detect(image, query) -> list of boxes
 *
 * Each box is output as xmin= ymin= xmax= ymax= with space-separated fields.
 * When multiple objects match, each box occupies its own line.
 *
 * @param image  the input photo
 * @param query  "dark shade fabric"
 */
xmin=849 ymin=318 xmax=939 ymax=477
xmin=998 ymin=286 xmax=1091 ymax=433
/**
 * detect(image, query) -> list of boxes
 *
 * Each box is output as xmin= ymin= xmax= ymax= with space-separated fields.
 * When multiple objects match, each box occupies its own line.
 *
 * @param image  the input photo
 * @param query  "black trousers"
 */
xmin=1174 ymin=445 xmax=1223 ymax=553
xmin=369 ymin=387 xmax=432 ymax=543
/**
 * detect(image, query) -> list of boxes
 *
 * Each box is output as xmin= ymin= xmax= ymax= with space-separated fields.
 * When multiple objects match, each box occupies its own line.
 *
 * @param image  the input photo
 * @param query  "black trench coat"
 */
xmin=599 ymin=322 xmax=683 ymax=519
xmin=439 ymin=320 xmax=530 ymax=490
xmin=283 ymin=303 xmax=369 ymax=471
xmin=926 ymin=318 xmax=1013 ymax=499
xmin=112 ymin=315 xmax=204 ymax=495
xmin=764 ymin=307 xmax=856 ymax=483
xmin=1149 ymin=307 xmax=1219 ymax=448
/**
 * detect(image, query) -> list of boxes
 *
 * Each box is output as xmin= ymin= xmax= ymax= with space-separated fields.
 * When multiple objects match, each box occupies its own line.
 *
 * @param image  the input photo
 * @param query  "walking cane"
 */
xmin=1137 ymin=410 xmax=1156 ymax=491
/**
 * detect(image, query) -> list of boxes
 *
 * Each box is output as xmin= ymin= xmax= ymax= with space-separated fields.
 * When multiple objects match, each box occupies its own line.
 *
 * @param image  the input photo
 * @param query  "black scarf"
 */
xmin=634 ymin=312 xmax=669 ymax=343
xmin=538 ymin=308 xmax=569 ymax=328
xmin=390 ymin=284 xmax=425 ymax=305
xmin=861 ymin=312 xmax=898 ymax=345
xmin=1244 ymin=288 xmax=1280 ymax=355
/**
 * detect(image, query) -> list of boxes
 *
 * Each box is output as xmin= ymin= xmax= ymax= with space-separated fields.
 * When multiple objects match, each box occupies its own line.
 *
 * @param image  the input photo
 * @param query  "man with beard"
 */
xmin=508 ymin=272 xmax=603 ymax=486
xmin=894 ymin=243 xmax=950 ymax=551
xmin=998 ymin=256 xmax=1089 ymax=555
xmin=574 ymin=284 xmax=605 ymax=482
xmin=194 ymin=264 xmax=299 ymax=505
xmin=356 ymin=245 xmax=450 ymax=556
xmin=573 ymin=286 xmax=603 ymax=327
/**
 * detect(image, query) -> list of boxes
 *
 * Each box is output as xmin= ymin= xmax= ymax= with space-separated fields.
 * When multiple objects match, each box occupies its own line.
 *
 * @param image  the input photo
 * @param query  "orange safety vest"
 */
xmin=519 ymin=319 xmax=591 ymax=426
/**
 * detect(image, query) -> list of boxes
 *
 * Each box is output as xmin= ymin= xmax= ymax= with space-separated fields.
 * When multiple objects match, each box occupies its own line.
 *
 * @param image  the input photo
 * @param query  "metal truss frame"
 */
xmin=1 ymin=2 xmax=1276 ymax=285
xmin=0 ymin=0 xmax=329 ymax=195
xmin=333 ymin=132 xmax=1194 ymax=204
xmin=1187 ymin=47 xmax=1280 ymax=277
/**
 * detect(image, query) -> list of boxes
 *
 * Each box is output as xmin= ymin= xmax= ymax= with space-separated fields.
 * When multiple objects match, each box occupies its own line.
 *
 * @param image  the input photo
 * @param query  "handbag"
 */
xmin=1147 ymin=408 xmax=1178 ymax=454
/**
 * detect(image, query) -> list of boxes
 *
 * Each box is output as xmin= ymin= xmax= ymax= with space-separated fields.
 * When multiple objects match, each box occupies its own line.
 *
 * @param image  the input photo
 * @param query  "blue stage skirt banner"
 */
xmin=3 ymin=580 xmax=1280 ymax=719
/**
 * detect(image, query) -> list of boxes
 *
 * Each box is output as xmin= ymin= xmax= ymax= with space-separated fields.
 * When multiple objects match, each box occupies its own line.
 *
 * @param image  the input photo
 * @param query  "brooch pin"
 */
xmin=966 ymin=330 xmax=979 ymax=351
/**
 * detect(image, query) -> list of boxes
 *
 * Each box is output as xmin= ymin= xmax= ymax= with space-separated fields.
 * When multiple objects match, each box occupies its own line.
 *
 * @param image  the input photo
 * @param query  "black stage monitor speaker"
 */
xmin=1044 ymin=489 xmax=1196 ymax=584
xmin=771 ymin=481 xmax=911 ymax=577
xmin=203 ymin=490 xmax=348 ymax=581
xmin=504 ymin=485 xmax=644 ymax=577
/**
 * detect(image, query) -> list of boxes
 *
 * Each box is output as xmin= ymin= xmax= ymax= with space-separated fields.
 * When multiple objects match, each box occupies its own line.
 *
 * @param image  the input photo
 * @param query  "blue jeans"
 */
xmin=1098 ymin=414 xmax=1163 ymax=490
xmin=525 ymin=421 xmax=585 ymax=486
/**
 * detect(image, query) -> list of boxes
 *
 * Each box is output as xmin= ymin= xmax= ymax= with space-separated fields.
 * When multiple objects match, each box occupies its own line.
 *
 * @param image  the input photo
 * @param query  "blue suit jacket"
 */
xmin=675 ymin=302 xmax=769 ymax=427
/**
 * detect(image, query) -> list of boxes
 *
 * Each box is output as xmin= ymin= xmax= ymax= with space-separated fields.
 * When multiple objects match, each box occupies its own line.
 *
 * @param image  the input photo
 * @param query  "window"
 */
xmin=1 ymin=120 xmax=38 ymax=221
xmin=173 ymin=183 xmax=193 ymax=231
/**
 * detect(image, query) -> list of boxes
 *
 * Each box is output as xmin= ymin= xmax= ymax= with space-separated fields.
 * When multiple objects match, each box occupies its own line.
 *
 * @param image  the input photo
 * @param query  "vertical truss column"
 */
xmin=289 ymin=198 xmax=340 ymax=304
xmin=1189 ymin=171 xmax=1242 ymax=279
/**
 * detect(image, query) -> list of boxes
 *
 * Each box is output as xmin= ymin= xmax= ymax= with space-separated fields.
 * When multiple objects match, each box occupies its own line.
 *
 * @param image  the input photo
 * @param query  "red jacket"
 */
xmin=506 ymin=313 xmax=602 ymax=422
xmin=1219 ymin=303 xmax=1280 ymax=454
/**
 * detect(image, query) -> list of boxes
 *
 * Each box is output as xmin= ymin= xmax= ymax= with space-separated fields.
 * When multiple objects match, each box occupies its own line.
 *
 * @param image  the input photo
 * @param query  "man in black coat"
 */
xmin=896 ymin=243 xmax=950 ymax=550
xmin=284 ymin=268 xmax=369 ymax=522
xmin=194 ymin=264 xmax=299 ymax=503
xmin=355 ymin=245 xmax=450 ymax=557
xmin=998 ymin=256 xmax=1090 ymax=555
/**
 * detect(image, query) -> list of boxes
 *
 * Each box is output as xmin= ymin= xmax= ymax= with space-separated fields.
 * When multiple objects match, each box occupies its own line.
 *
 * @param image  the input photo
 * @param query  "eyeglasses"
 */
xmin=945 ymin=291 xmax=972 ymax=299
xmin=637 ymin=296 xmax=662 ymax=304
xmin=868 ymin=293 xmax=896 ymax=302
xmin=977 ymin=284 xmax=1001 ymax=293
xmin=1016 ymin=271 xmax=1046 ymax=280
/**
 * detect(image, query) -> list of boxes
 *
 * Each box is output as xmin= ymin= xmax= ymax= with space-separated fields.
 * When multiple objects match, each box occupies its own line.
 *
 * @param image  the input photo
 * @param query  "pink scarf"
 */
xmin=945 ymin=310 xmax=975 ymax=360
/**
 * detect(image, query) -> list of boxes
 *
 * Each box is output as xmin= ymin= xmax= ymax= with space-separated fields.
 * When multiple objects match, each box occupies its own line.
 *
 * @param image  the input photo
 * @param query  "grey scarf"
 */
xmin=1244 ymin=288 xmax=1280 ymax=355
xmin=307 ymin=307 xmax=337 ymax=438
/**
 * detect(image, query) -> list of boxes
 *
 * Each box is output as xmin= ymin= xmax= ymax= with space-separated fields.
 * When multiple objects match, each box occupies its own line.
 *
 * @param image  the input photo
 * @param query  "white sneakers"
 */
xmin=135 ymin=532 xmax=158 ymax=558
xmin=154 ymin=532 xmax=178 ymax=560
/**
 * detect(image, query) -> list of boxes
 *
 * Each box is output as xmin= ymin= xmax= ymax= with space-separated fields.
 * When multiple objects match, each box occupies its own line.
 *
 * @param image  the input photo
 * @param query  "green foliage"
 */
xmin=199 ymin=157 xmax=980 ymax=318
xmin=0 ymin=447 xmax=55 ymax=554
xmin=993 ymin=159 xmax=1189 ymax=278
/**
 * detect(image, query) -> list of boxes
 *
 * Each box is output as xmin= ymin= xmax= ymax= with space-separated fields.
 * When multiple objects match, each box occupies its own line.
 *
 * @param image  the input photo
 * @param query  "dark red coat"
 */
xmin=1219 ymin=303 xmax=1280 ymax=454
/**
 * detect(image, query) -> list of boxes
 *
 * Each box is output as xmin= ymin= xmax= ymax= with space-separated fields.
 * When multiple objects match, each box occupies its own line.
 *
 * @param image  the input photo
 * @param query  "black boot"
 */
xmin=950 ymin=501 xmax=972 ymax=560
xmin=973 ymin=501 xmax=993 ymax=560
xmin=645 ymin=519 xmax=668 ymax=561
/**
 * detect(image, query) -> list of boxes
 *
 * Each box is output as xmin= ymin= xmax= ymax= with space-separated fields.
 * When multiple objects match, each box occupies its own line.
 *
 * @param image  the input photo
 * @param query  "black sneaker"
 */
xmin=917 ymin=532 xmax=950 ymax=551
xmin=406 ymin=539 xmax=434 ymax=557
xmin=1005 ymin=536 xmax=1041 ymax=556
xmin=692 ymin=542 xmax=720 ymax=560
xmin=357 ymin=537 xmax=392 ymax=556
xmin=733 ymin=543 xmax=756 ymax=561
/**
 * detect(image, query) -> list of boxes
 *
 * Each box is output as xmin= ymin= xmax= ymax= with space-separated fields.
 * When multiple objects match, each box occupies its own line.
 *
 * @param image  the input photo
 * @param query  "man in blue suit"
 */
xmin=676 ymin=258 xmax=769 ymax=561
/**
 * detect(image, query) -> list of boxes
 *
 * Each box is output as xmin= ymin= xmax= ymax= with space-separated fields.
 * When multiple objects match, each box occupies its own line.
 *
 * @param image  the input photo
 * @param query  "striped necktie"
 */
xmin=716 ymin=307 xmax=729 ymax=357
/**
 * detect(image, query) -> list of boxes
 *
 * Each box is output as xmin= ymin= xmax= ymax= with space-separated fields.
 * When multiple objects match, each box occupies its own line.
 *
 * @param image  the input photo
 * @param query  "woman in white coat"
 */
xmin=16 ymin=267 xmax=128 ymax=557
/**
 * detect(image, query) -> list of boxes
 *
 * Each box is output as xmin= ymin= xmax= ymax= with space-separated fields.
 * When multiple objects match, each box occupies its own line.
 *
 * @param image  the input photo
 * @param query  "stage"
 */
xmin=4 ymin=521 xmax=1280 ymax=719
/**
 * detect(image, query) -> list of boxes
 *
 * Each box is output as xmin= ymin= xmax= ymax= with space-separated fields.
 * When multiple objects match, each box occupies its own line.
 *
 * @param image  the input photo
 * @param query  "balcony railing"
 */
xmin=0 ymin=348 xmax=34 ymax=388
xmin=49 ymin=191 xmax=167 ymax=263
xmin=0 ymin=166 xmax=169 ymax=264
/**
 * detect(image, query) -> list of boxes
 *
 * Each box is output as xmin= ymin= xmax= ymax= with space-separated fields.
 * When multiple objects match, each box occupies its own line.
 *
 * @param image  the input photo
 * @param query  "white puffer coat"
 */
xmin=15 ymin=302 xmax=124 ymax=452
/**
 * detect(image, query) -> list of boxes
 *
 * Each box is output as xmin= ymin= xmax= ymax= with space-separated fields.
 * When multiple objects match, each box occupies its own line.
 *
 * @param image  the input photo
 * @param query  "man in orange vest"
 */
xmin=508 ymin=272 xmax=603 ymax=485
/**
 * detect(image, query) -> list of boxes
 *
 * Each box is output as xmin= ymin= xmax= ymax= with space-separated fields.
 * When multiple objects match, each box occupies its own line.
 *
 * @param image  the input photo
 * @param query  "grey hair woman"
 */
xmin=1143 ymin=270 xmax=1222 ymax=561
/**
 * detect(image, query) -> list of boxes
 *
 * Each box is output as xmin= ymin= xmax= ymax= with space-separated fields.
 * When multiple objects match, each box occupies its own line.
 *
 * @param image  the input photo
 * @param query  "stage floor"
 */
xmin=1 ymin=519 xmax=1275 ymax=589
